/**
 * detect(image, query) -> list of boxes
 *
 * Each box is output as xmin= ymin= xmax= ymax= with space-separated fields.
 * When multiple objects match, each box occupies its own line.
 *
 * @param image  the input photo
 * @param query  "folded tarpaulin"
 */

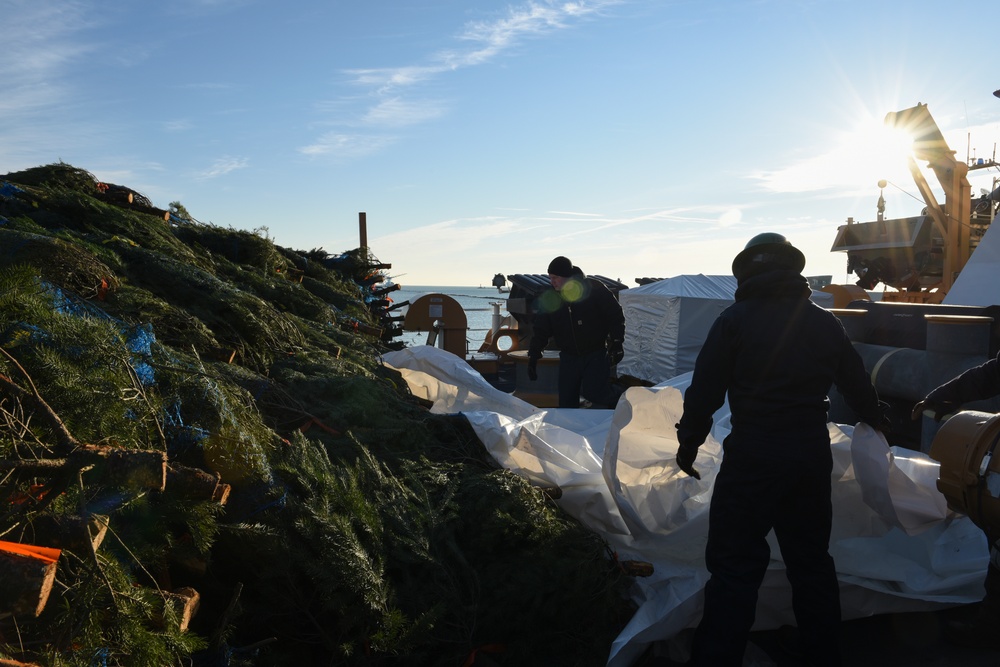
xmin=383 ymin=345 xmax=989 ymax=667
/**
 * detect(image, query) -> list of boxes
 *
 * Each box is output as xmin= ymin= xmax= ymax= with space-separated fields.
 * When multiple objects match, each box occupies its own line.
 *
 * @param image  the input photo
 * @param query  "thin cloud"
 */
xmin=346 ymin=66 xmax=444 ymax=92
xmin=454 ymin=1 xmax=616 ymax=64
xmin=380 ymin=214 xmax=556 ymax=246
xmin=200 ymin=156 xmax=249 ymax=178
xmin=0 ymin=1 xmax=94 ymax=108
xmin=2 ymin=2 xmax=94 ymax=76
xmin=310 ymin=1 xmax=622 ymax=156
xmin=299 ymin=133 xmax=397 ymax=158
xmin=346 ymin=1 xmax=620 ymax=90
xmin=362 ymin=98 xmax=447 ymax=127
xmin=548 ymin=210 xmax=604 ymax=217
xmin=528 ymin=206 xmax=753 ymax=247
xmin=164 ymin=119 xmax=194 ymax=132
xmin=164 ymin=0 xmax=257 ymax=18
xmin=176 ymin=81 xmax=243 ymax=92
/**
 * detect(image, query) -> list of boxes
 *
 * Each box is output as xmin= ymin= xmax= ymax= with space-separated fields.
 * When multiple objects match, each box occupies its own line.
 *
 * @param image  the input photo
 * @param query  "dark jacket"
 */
xmin=925 ymin=350 xmax=1000 ymax=404
xmin=676 ymin=270 xmax=882 ymax=457
xmin=528 ymin=269 xmax=625 ymax=358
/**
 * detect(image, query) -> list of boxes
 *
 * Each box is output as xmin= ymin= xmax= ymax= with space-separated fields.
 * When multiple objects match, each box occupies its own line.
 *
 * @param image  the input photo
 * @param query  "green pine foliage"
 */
xmin=0 ymin=163 xmax=634 ymax=666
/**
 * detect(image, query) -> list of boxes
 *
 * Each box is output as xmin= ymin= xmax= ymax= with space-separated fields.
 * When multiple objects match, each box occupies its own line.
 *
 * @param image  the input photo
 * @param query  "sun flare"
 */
xmin=755 ymin=114 xmax=918 ymax=195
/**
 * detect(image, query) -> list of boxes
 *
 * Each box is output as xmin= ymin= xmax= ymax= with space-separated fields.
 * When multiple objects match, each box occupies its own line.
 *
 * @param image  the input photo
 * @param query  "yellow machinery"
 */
xmin=400 ymin=293 xmax=520 ymax=393
xmin=830 ymin=103 xmax=998 ymax=303
xmin=931 ymin=410 xmax=1000 ymax=539
xmin=401 ymin=293 xmax=468 ymax=358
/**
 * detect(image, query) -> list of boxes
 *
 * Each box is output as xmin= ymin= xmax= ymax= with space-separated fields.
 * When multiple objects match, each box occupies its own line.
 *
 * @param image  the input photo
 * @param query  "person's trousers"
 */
xmin=692 ymin=447 xmax=841 ymax=667
xmin=557 ymin=349 xmax=618 ymax=408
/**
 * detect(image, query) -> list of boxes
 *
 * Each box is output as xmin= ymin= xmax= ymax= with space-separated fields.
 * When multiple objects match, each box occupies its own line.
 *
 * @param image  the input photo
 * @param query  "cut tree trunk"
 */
xmin=166 ymin=463 xmax=230 ymax=505
xmin=0 ymin=541 xmax=61 ymax=617
xmin=153 ymin=587 xmax=201 ymax=632
xmin=22 ymin=514 xmax=108 ymax=554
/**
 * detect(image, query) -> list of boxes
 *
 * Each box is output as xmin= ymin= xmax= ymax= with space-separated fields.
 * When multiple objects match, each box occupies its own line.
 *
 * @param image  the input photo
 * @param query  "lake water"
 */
xmin=386 ymin=285 xmax=513 ymax=350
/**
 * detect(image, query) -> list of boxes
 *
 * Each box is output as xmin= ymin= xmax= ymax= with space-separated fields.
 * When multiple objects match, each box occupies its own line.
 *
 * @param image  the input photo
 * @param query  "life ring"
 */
xmin=488 ymin=328 xmax=520 ymax=355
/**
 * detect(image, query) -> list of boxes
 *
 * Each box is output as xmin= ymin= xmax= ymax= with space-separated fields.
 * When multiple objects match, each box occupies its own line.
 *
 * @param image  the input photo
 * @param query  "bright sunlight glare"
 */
xmin=755 ymin=117 xmax=916 ymax=195
xmin=830 ymin=121 xmax=916 ymax=193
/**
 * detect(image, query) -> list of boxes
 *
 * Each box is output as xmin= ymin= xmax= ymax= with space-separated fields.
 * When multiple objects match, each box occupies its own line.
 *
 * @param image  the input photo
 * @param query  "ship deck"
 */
xmin=641 ymin=602 xmax=1000 ymax=666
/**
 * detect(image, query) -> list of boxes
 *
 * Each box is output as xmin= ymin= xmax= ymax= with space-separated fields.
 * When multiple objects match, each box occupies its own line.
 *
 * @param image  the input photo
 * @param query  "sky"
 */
xmin=3 ymin=0 xmax=999 ymax=287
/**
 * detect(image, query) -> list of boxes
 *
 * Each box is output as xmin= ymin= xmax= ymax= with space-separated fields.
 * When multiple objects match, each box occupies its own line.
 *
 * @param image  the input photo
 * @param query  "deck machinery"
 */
xmin=831 ymin=103 xmax=999 ymax=303
xmin=826 ymin=103 xmax=1000 ymax=451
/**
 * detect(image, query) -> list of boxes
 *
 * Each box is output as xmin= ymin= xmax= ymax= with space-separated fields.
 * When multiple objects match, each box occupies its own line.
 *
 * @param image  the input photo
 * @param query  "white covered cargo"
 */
xmin=618 ymin=275 xmax=836 ymax=384
xmin=618 ymin=274 xmax=737 ymax=384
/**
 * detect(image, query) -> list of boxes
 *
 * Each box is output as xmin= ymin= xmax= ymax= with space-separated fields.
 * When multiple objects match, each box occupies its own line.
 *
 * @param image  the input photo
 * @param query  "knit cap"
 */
xmin=547 ymin=256 xmax=573 ymax=277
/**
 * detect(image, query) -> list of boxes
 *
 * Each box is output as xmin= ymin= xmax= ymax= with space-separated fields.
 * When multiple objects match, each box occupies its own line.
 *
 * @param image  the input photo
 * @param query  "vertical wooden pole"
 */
xmin=359 ymin=212 xmax=367 ymax=251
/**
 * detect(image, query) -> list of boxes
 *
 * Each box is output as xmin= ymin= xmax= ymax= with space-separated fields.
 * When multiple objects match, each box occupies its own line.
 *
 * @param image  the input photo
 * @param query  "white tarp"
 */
xmin=384 ymin=345 xmax=989 ymax=667
xmin=618 ymin=275 xmax=737 ymax=384
xmin=944 ymin=209 xmax=1000 ymax=307
xmin=383 ymin=345 xmax=989 ymax=667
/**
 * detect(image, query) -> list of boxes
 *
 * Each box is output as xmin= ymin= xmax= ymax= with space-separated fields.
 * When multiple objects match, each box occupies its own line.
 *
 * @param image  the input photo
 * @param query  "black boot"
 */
xmin=945 ymin=561 xmax=1000 ymax=649
xmin=944 ymin=603 xmax=1000 ymax=649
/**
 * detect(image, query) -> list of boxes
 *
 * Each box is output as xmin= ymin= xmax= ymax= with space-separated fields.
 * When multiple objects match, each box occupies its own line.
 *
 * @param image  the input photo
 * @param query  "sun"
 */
xmin=755 ymin=112 xmax=918 ymax=196
xmin=830 ymin=119 xmax=916 ymax=193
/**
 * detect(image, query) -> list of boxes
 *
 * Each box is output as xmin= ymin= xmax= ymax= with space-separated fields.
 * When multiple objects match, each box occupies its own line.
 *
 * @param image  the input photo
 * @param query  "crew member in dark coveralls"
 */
xmin=527 ymin=256 xmax=625 ymax=409
xmin=674 ymin=233 xmax=886 ymax=667
xmin=912 ymin=356 xmax=1000 ymax=649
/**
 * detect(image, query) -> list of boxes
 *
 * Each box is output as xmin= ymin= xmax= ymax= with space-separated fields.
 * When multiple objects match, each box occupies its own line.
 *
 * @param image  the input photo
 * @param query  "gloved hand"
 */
xmin=911 ymin=398 xmax=959 ymax=422
xmin=676 ymin=443 xmax=701 ymax=480
xmin=527 ymin=356 xmax=539 ymax=382
xmin=869 ymin=400 xmax=893 ymax=434
xmin=606 ymin=339 xmax=624 ymax=366
xmin=674 ymin=424 xmax=702 ymax=479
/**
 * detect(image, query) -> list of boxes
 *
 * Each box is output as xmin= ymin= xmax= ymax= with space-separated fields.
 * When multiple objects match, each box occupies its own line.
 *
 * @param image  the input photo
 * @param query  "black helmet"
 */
xmin=731 ymin=232 xmax=806 ymax=280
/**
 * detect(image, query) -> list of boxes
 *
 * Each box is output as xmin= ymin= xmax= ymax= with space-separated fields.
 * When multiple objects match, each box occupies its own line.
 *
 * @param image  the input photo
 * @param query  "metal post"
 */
xmin=359 ymin=212 xmax=367 ymax=250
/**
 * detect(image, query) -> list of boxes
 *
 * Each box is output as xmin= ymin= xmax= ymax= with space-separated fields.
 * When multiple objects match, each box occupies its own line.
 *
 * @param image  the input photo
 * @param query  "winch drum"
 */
xmin=930 ymin=410 xmax=1000 ymax=531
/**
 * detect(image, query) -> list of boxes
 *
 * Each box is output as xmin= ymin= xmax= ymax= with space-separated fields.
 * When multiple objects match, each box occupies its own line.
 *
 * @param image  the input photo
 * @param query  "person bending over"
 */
xmin=527 ymin=256 xmax=625 ymax=409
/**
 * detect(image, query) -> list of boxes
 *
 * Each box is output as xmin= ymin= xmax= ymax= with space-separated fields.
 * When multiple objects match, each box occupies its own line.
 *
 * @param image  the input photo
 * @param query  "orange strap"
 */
xmin=0 ymin=540 xmax=61 ymax=564
xmin=299 ymin=418 xmax=341 ymax=436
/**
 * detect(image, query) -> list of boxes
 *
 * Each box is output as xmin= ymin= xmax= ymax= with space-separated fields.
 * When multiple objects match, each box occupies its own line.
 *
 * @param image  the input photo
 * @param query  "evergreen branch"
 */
xmin=118 ymin=351 xmax=168 ymax=452
xmin=0 ymin=346 xmax=80 ymax=451
xmin=82 ymin=488 xmax=118 ymax=609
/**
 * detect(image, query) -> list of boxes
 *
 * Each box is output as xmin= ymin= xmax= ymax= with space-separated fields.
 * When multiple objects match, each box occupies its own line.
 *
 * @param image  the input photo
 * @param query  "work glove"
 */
xmin=911 ymin=398 xmax=960 ymax=422
xmin=674 ymin=425 xmax=701 ymax=479
xmin=606 ymin=339 xmax=624 ymax=366
xmin=527 ymin=356 xmax=539 ymax=382
xmin=867 ymin=400 xmax=893 ymax=434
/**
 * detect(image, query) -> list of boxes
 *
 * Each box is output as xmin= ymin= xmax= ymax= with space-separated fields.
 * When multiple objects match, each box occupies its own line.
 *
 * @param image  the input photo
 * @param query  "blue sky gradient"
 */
xmin=3 ymin=0 xmax=999 ymax=285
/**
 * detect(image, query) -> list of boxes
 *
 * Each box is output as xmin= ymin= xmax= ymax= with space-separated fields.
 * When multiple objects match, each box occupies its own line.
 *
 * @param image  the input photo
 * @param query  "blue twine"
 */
xmin=193 ymin=641 xmax=260 ymax=667
xmin=88 ymin=647 xmax=110 ymax=667
xmin=165 ymin=424 xmax=210 ymax=458
xmin=236 ymin=486 xmax=288 ymax=522
xmin=84 ymin=491 xmax=133 ymax=515
xmin=162 ymin=400 xmax=210 ymax=456
xmin=0 ymin=181 xmax=24 ymax=198
xmin=126 ymin=323 xmax=155 ymax=355
xmin=1 ymin=322 xmax=46 ymax=347
xmin=125 ymin=323 xmax=157 ymax=386
xmin=249 ymin=379 xmax=270 ymax=401
xmin=39 ymin=285 xmax=159 ymax=385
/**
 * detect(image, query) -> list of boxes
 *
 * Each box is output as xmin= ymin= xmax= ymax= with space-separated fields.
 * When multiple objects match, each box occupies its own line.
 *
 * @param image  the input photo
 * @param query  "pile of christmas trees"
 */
xmin=0 ymin=164 xmax=633 ymax=667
